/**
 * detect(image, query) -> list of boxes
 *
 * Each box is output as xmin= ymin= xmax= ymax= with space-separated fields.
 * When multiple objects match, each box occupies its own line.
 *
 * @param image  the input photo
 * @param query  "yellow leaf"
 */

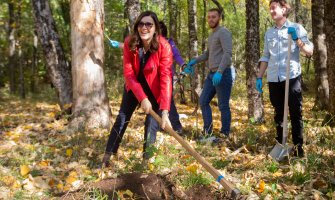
xmin=38 ymin=160 xmax=49 ymax=167
xmin=148 ymin=163 xmax=154 ymax=171
xmin=2 ymin=176 xmax=15 ymax=186
xmin=186 ymin=164 xmax=198 ymax=174
xmin=20 ymin=165 xmax=30 ymax=176
xmin=63 ymin=103 xmax=72 ymax=109
xmin=124 ymin=189 xmax=133 ymax=198
xmin=23 ymin=125 xmax=33 ymax=130
xmin=66 ymin=148 xmax=73 ymax=157
xmin=272 ymin=171 xmax=283 ymax=177
xmin=257 ymin=180 xmax=265 ymax=193
xmin=57 ymin=183 xmax=64 ymax=190
xmin=48 ymin=112 xmax=55 ymax=118
xmin=65 ymin=176 xmax=77 ymax=184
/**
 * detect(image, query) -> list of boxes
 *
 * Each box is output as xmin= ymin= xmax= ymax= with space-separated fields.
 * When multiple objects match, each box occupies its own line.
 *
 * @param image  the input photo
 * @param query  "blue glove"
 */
xmin=212 ymin=72 xmax=222 ymax=86
xmin=183 ymin=65 xmax=194 ymax=75
xmin=256 ymin=78 xmax=263 ymax=93
xmin=109 ymin=40 xmax=120 ymax=48
xmin=187 ymin=59 xmax=197 ymax=67
xmin=287 ymin=27 xmax=298 ymax=41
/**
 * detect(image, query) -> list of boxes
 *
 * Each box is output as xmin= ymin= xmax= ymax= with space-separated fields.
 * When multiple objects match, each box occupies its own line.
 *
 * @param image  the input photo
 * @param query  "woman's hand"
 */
xmin=161 ymin=110 xmax=171 ymax=129
xmin=141 ymin=98 xmax=152 ymax=114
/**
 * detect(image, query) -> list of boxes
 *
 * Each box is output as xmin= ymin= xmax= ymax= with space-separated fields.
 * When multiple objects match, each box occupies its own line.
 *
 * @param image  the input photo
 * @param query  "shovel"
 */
xmin=269 ymin=35 xmax=294 ymax=161
xmin=149 ymin=109 xmax=241 ymax=199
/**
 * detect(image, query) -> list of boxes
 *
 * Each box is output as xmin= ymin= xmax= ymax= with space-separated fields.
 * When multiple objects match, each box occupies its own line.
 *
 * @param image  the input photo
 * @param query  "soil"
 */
xmin=60 ymin=172 xmax=229 ymax=200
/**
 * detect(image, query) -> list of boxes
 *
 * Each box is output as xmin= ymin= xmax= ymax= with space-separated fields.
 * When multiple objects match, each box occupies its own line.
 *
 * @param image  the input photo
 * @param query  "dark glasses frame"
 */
xmin=138 ymin=22 xmax=154 ymax=29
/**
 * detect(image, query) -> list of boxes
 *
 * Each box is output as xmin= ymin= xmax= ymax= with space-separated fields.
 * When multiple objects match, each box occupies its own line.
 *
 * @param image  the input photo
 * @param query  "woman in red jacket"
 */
xmin=102 ymin=11 xmax=173 ymax=167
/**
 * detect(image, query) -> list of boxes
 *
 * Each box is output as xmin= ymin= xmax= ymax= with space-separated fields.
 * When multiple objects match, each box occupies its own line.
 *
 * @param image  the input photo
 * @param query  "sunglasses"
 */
xmin=138 ymin=22 xmax=154 ymax=29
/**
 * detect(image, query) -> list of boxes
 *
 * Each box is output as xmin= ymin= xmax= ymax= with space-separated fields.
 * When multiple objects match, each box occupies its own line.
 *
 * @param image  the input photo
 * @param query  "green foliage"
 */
xmin=181 ymin=172 xmax=212 ymax=189
xmin=87 ymin=188 xmax=109 ymax=200
xmin=212 ymin=158 xmax=230 ymax=169
xmin=266 ymin=161 xmax=279 ymax=173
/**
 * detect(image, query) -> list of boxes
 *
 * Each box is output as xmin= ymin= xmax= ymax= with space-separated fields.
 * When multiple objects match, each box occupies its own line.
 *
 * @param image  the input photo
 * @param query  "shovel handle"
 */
xmin=149 ymin=109 xmax=241 ymax=199
xmin=282 ymin=35 xmax=292 ymax=143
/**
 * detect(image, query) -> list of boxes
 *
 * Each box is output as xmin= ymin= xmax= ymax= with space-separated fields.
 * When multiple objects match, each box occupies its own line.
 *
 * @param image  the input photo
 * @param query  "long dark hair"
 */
xmin=129 ymin=11 xmax=161 ymax=53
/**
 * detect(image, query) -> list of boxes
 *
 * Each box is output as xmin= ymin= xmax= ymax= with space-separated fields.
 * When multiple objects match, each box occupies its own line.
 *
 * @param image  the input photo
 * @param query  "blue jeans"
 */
xmin=105 ymin=88 xmax=160 ymax=159
xmin=199 ymin=68 xmax=235 ymax=135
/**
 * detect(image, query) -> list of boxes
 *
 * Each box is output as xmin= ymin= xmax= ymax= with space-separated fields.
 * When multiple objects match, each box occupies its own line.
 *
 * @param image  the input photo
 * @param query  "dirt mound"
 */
xmin=61 ymin=172 xmax=228 ymax=199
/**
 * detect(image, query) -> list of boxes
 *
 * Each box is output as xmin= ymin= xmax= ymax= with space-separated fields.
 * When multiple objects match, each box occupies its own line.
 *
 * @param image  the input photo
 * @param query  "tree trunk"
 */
xmin=312 ymin=0 xmax=329 ymax=110
xmin=187 ymin=0 xmax=200 ymax=105
xmin=70 ymin=0 xmax=111 ymax=131
xmin=211 ymin=0 xmax=225 ymax=21
xmin=324 ymin=0 xmax=335 ymax=124
xmin=168 ymin=0 xmax=177 ymax=41
xmin=125 ymin=0 xmax=140 ymax=31
xmin=245 ymin=0 xmax=263 ymax=122
xmin=8 ymin=1 xmax=16 ymax=93
xmin=16 ymin=0 xmax=25 ymax=99
xmin=295 ymin=0 xmax=303 ymax=24
xmin=201 ymin=0 xmax=208 ymax=85
xmin=31 ymin=31 xmax=38 ymax=93
xmin=32 ymin=0 xmax=72 ymax=111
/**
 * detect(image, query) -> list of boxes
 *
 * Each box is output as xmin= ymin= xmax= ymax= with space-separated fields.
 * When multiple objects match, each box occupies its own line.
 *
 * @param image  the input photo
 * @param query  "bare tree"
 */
xmin=211 ymin=0 xmax=225 ymax=21
xmin=32 ymin=0 xmax=72 ymax=111
xmin=125 ymin=0 xmax=140 ymax=33
xmin=7 ymin=1 xmax=16 ymax=93
xmin=245 ymin=0 xmax=263 ymax=122
xmin=168 ymin=0 xmax=177 ymax=41
xmin=324 ymin=0 xmax=335 ymax=125
xmin=70 ymin=0 xmax=111 ymax=131
xmin=30 ymin=30 xmax=38 ymax=93
xmin=187 ymin=0 xmax=200 ymax=105
xmin=312 ymin=0 xmax=329 ymax=110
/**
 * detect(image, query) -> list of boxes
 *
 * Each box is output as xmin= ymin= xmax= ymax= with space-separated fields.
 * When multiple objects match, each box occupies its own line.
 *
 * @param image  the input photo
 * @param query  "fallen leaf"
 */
xmin=124 ymin=189 xmax=133 ymax=198
xmin=20 ymin=165 xmax=30 ymax=176
xmin=257 ymin=180 xmax=265 ymax=193
xmin=66 ymin=148 xmax=73 ymax=157
xmin=186 ymin=164 xmax=198 ymax=174
xmin=38 ymin=160 xmax=49 ymax=167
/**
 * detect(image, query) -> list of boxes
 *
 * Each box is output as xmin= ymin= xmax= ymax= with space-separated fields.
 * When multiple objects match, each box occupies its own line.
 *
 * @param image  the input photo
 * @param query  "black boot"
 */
xmin=101 ymin=152 xmax=113 ymax=168
xmin=293 ymin=145 xmax=305 ymax=158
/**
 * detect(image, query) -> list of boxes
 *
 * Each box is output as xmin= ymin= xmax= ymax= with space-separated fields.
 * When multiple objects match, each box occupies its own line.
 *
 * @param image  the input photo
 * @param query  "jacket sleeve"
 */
xmin=169 ymin=39 xmax=185 ymax=66
xmin=218 ymin=28 xmax=233 ymax=73
xmin=123 ymin=37 xmax=147 ymax=102
xmin=158 ymin=40 xmax=173 ymax=111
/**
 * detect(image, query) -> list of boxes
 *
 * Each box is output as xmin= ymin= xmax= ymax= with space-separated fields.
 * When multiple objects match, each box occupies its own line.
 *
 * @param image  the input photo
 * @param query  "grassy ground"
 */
xmin=0 ymin=75 xmax=334 ymax=199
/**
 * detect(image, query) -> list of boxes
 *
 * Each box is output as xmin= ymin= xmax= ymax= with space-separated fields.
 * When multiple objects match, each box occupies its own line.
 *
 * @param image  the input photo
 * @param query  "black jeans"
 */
xmin=169 ymin=95 xmax=182 ymax=132
xmin=105 ymin=88 xmax=160 ymax=159
xmin=268 ymin=75 xmax=303 ymax=146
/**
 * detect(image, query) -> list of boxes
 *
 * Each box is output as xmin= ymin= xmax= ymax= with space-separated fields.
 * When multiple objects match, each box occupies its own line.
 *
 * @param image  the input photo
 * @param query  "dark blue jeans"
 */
xmin=199 ymin=68 xmax=235 ymax=135
xmin=105 ymin=88 xmax=160 ymax=159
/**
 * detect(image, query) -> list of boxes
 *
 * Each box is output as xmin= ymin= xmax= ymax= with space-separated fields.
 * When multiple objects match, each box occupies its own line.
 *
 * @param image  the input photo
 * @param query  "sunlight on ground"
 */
xmin=0 ymin=80 xmax=334 ymax=199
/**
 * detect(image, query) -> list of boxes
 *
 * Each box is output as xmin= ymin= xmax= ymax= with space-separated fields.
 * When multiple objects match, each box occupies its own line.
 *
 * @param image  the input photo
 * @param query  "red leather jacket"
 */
xmin=123 ymin=35 xmax=173 ymax=111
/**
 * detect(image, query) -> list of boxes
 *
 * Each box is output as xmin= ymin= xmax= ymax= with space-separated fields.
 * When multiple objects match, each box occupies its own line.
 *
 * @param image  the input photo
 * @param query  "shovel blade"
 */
xmin=269 ymin=142 xmax=293 ymax=162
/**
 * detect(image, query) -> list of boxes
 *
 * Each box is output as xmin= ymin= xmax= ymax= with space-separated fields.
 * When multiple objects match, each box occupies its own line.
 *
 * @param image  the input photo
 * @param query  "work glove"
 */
xmin=212 ymin=72 xmax=222 ymax=86
xmin=109 ymin=40 xmax=120 ymax=48
xmin=140 ymin=98 xmax=152 ymax=114
xmin=183 ymin=59 xmax=196 ymax=75
xmin=287 ymin=27 xmax=298 ymax=41
xmin=161 ymin=110 xmax=171 ymax=129
xmin=256 ymin=78 xmax=263 ymax=93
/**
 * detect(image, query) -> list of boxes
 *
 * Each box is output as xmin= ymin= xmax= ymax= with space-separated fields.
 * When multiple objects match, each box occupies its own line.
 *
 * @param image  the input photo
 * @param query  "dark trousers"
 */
xmin=169 ymin=95 xmax=182 ymax=132
xmin=105 ymin=88 xmax=160 ymax=159
xmin=268 ymin=75 xmax=303 ymax=146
